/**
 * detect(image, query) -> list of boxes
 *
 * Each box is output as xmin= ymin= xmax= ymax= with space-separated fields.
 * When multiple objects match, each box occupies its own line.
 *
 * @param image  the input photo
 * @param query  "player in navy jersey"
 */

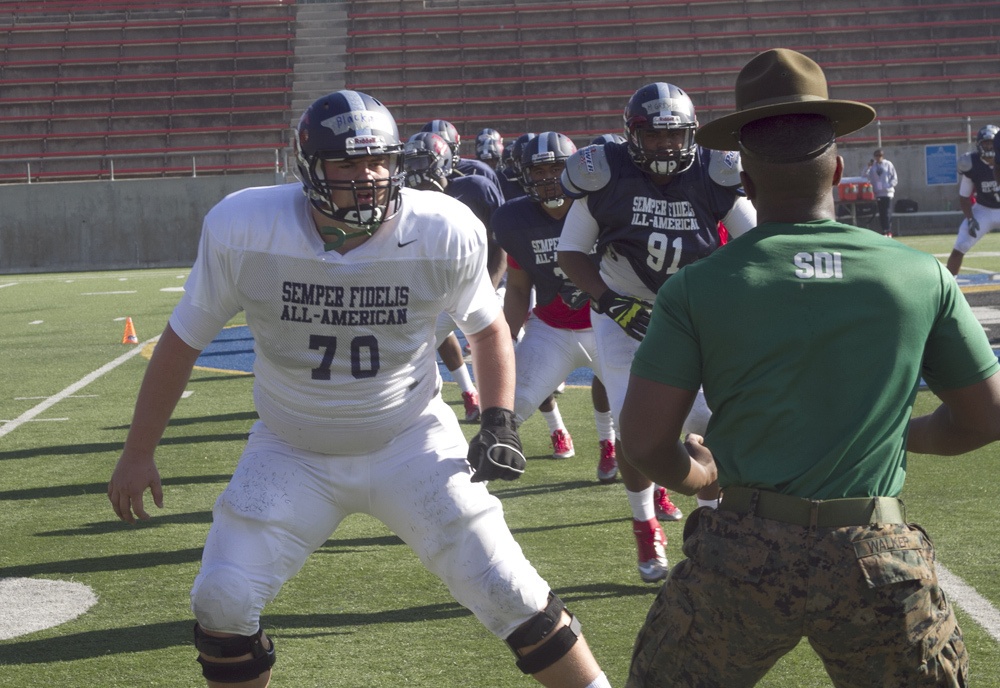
xmin=405 ymin=132 xmax=506 ymax=422
xmin=420 ymin=119 xmax=505 ymax=198
xmin=497 ymin=132 xmax=536 ymax=201
xmin=558 ymin=82 xmax=756 ymax=583
xmin=946 ymin=124 xmax=1000 ymax=275
xmin=493 ymin=132 xmax=618 ymax=476
xmin=475 ymin=127 xmax=504 ymax=170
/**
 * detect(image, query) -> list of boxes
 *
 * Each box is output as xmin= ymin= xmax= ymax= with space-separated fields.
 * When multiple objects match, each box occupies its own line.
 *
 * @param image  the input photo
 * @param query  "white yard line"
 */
xmin=0 ymin=418 xmax=69 ymax=423
xmin=937 ymin=564 xmax=1000 ymax=642
xmin=0 ymin=336 xmax=158 ymax=440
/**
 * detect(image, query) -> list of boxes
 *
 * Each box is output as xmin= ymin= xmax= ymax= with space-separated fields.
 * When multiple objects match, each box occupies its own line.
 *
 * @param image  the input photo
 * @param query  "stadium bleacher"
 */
xmin=0 ymin=0 xmax=295 ymax=182
xmin=345 ymin=0 xmax=999 ymax=153
xmin=0 ymin=0 xmax=996 ymax=182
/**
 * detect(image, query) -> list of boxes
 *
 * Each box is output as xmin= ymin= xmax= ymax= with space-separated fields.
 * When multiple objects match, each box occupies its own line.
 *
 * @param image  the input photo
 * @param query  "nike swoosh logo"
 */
xmin=397 ymin=239 xmax=418 ymax=247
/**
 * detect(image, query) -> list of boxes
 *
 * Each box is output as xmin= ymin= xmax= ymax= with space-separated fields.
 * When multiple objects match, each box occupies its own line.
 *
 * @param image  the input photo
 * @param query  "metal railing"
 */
xmin=1 ymin=146 xmax=289 ymax=184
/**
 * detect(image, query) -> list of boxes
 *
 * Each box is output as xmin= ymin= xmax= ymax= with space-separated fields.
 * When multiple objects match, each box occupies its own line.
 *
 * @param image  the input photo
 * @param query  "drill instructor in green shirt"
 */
xmin=622 ymin=48 xmax=1000 ymax=687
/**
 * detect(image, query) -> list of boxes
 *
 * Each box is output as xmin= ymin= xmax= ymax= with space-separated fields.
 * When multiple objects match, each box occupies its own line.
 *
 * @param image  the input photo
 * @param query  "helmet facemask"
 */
xmin=523 ymin=161 xmax=568 ymax=208
xmin=298 ymin=150 xmax=404 ymax=235
xmin=627 ymin=121 xmax=697 ymax=176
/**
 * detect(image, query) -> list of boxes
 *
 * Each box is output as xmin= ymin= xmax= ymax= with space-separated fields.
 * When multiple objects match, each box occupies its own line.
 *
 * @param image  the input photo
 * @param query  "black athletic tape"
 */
xmin=514 ymin=614 xmax=582 ymax=675
xmin=194 ymin=624 xmax=276 ymax=683
xmin=506 ymin=593 xmax=564 ymax=649
xmin=197 ymin=653 xmax=275 ymax=684
xmin=194 ymin=623 xmax=266 ymax=658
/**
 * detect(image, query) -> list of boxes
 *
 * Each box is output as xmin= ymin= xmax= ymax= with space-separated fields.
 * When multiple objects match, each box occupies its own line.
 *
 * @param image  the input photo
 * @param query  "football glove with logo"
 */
xmin=594 ymin=290 xmax=650 ymax=341
xmin=468 ymin=407 xmax=526 ymax=483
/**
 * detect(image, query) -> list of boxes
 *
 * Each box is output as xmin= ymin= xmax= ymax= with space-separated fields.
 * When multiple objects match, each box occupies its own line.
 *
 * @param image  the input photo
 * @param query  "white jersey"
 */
xmin=170 ymin=184 xmax=499 ymax=455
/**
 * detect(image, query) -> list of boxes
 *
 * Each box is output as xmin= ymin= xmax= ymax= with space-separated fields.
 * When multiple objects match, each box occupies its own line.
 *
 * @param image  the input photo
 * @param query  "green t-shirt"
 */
xmin=632 ymin=220 xmax=1000 ymax=499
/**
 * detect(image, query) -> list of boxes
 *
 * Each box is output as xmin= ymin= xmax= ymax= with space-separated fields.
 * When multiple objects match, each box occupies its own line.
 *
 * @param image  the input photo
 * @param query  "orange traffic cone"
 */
xmin=122 ymin=317 xmax=138 ymax=344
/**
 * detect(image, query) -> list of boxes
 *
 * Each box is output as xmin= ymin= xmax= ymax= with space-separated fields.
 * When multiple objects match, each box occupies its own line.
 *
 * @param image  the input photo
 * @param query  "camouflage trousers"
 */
xmin=626 ymin=506 xmax=968 ymax=687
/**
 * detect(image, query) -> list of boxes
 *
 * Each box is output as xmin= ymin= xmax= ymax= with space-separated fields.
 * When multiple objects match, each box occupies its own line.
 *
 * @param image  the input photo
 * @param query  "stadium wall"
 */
xmin=0 ymin=174 xmax=283 ymax=274
xmin=838 ymin=143 xmax=967 ymax=235
xmin=0 ymin=141 xmax=970 ymax=275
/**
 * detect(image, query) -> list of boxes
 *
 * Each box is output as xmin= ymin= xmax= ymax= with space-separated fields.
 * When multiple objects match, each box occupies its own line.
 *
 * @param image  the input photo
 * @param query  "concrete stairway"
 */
xmin=290 ymin=1 xmax=350 ymax=126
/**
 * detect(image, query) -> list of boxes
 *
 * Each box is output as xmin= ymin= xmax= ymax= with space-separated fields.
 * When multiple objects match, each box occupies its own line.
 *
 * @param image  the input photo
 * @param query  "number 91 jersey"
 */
xmin=169 ymin=184 xmax=498 ymax=456
xmin=564 ymin=141 xmax=751 ymax=300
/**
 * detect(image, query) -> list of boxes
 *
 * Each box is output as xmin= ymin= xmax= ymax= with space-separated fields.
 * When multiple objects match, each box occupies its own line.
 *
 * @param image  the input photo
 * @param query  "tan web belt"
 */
xmin=719 ymin=486 xmax=906 ymax=528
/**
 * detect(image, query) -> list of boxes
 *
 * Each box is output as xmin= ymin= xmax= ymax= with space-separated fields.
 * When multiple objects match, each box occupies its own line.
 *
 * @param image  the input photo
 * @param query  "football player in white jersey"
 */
xmin=107 ymin=90 xmax=610 ymax=688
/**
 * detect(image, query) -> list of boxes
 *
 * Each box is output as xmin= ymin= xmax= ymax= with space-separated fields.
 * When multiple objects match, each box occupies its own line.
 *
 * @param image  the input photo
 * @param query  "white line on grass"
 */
xmin=0 ymin=418 xmax=68 ymax=423
xmin=0 ymin=282 xmax=17 ymax=289
xmin=937 ymin=564 xmax=1000 ymax=642
xmin=0 ymin=337 xmax=158 ymax=440
xmin=81 ymin=290 xmax=138 ymax=295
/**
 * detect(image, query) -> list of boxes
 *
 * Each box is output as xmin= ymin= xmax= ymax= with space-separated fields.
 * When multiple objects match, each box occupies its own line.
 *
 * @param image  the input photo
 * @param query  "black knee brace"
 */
xmin=505 ymin=593 xmax=582 ymax=675
xmin=194 ymin=623 xmax=276 ymax=683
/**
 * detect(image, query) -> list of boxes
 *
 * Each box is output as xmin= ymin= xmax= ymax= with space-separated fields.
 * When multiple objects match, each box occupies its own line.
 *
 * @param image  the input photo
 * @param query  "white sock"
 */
xmin=450 ymin=364 xmax=475 ymax=394
xmin=594 ymin=410 xmax=615 ymax=443
xmin=697 ymin=497 xmax=720 ymax=510
xmin=627 ymin=486 xmax=656 ymax=521
xmin=583 ymin=671 xmax=611 ymax=688
xmin=541 ymin=406 xmax=565 ymax=434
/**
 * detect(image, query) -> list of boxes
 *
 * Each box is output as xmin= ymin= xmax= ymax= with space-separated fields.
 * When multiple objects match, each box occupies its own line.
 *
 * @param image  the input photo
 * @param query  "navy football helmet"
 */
xmin=977 ymin=124 xmax=998 ymax=162
xmin=294 ymin=90 xmax=404 ymax=231
xmin=591 ymin=133 xmax=626 ymax=145
xmin=403 ymin=132 xmax=454 ymax=191
xmin=475 ymin=128 xmax=503 ymax=162
xmin=420 ymin=120 xmax=461 ymax=157
xmin=503 ymin=132 xmax=537 ymax=185
xmin=624 ymin=82 xmax=698 ymax=175
xmin=520 ymin=132 xmax=577 ymax=208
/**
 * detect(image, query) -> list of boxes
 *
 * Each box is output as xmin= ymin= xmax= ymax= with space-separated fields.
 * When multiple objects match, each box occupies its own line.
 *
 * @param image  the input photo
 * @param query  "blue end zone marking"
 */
xmin=194 ymin=325 xmax=255 ymax=375
xmin=956 ymin=273 xmax=1000 ymax=288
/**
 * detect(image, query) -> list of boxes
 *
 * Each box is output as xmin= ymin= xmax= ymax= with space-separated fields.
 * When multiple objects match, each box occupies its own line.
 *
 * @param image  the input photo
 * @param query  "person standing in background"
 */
xmin=864 ymin=148 xmax=897 ymax=237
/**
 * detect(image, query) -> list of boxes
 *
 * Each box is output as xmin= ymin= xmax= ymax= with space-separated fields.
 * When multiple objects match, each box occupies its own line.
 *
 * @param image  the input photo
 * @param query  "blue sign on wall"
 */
xmin=925 ymin=144 xmax=958 ymax=186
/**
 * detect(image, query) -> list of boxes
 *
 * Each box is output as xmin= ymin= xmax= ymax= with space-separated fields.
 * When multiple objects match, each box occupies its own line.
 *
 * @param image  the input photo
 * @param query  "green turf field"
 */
xmin=1 ymin=233 xmax=999 ymax=686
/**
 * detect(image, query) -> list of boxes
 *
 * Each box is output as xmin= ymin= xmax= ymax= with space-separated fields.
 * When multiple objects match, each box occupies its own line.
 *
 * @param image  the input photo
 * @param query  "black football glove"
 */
xmin=468 ymin=407 xmax=526 ymax=483
xmin=562 ymin=286 xmax=590 ymax=311
xmin=968 ymin=217 xmax=981 ymax=237
xmin=594 ymin=290 xmax=650 ymax=341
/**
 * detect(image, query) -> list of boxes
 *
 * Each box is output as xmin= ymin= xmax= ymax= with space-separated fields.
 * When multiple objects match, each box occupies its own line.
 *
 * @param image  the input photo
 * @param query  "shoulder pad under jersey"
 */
xmin=560 ymin=144 xmax=612 ymax=198
xmin=957 ymin=152 xmax=974 ymax=175
xmin=707 ymin=148 xmax=744 ymax=188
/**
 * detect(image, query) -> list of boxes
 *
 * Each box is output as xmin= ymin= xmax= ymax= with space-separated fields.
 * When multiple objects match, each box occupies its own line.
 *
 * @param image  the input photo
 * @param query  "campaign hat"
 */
xmin=696 ymin=48 xmax=875 ymax=151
